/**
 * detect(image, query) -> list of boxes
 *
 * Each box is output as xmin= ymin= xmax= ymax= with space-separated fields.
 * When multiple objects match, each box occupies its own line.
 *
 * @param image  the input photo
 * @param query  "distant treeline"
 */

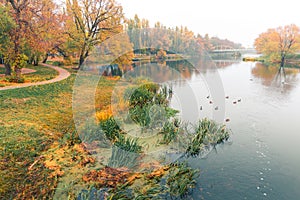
xmin=125 ymin=14 xmax=243 ymax=55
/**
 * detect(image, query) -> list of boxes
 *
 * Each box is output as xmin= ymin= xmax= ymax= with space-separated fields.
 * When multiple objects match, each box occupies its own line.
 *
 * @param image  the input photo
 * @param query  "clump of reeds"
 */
xmin=166 ymin=162 xmax=199 ymax=198
xmin=99 ymin=117 xmax=122 ymax=141
xmin=124 ymin=82 xmax=173 ymax=130
xmin=159 ymin=119 xmax=182 ymax=145
xmin=108 ymin=135 xmax=143 ymax=169
xmin=186 ymin=118 xmax=230 ymax=157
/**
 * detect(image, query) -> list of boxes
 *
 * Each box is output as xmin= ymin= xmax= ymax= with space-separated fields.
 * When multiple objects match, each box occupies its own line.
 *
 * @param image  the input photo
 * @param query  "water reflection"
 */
xmin=131 ymin=54 xmax=223 ymax=78
xmin=251 ymin=62 xmax=300 ymax=93
xmin=127 ymin=60 xmax=198 ymax=84
xmin=212 ymin=59 xmax=240 ymax=68
xmin=165 ymin=60 xmax=300 ymax=199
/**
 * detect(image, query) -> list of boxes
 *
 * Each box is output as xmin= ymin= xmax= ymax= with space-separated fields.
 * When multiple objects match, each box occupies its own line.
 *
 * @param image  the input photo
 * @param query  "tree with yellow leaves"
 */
xmin=65 ymin=0 xmax=123 ymax=69
xmin=255 ymin=24 xmax=300 ymax=68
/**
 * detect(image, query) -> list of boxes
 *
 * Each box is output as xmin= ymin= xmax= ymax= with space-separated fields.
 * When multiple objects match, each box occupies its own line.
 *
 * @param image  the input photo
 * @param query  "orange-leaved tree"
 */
xmin=254 ymin=24 xmax=300 ymax=68
xmin=0 ymin=0 xmax=31 ymax=77
xmin=0 ymin=0 xmax=65 ymax=78
xmin=26 ymin=0 xmax=66 ymax=66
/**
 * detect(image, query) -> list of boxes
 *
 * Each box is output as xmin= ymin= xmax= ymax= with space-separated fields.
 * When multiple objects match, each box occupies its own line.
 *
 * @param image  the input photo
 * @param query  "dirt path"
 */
xmin=0 ymin=63 xmax=71 ymax=91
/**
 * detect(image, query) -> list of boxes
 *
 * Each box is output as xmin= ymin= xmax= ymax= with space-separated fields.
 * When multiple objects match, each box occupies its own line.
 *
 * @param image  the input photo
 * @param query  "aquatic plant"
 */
xmin=154 ymin=85 xmax=173 ymax=105
xmin=77 ymin=187 xmax=108 ymax=200
xmin=125 ymin=83 xmax=158 ymax=108
xmin=108 ymin=135 xmax=143 ymax=169
xmin=107 ymin=184 xmax=133 ymax=200
xmin=134 ymin=181 xmax=164 ymax=200
xmin=79 ymin=161 xmax=199 ymax=200
xmin=186 ymin=118 xmax=230 ymax=157
xmin=114 ymin=135 xmax=142 ymax=153
xmin=128 ymin=105 xmax=151 ymax=127
xmin=123 ymin=82 xmax=175 ymax=131
xmin=159 ymin=119 xmax=182 ymax=145
xmin=166 ymin=162 xmax=199 ymax=199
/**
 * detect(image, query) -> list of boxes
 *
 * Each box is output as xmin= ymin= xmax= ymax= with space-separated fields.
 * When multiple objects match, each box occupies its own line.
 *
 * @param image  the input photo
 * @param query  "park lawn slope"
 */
xmin=0 ymin=72 xmax=119 ymax=199
xmin=0 ymin=64 xmax=59 ymax=87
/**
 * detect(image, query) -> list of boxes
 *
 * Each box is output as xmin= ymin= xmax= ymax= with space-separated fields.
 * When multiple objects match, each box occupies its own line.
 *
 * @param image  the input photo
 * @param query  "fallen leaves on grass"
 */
xmin=83 ymin=167 xmax=131 ymax=188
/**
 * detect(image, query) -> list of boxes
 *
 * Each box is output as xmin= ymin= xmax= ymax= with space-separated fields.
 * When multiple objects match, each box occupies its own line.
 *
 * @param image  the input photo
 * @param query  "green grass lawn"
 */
xmin=0 ymin=64 xmax=59 ymax=87
xmin=23 ymin=64 xmax=59 ymax=82
xmin=0 ymin=69 xmax=121 ymax=199
xmin=0 ymin=75 xmax=75 ymax=198
xmin=0 ymin=67 xmax=5 ymax=74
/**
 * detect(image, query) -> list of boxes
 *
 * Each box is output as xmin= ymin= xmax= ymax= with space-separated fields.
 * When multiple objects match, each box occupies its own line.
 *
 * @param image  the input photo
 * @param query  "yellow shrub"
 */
xmin=106 ymin=76 xmax=121 ymax=81
xmin=96 ymin=108 xmax=113 ymax=121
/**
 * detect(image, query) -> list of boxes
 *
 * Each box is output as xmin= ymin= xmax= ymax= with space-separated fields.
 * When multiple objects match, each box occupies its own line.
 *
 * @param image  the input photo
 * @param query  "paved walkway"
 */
xmin=0 ymin=63 xmax=71 ymax=91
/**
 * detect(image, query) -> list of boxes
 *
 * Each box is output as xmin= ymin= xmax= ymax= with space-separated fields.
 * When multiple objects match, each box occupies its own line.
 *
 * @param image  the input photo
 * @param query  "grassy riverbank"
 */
xmin=0 ymin=67 xmax=230 ymax=199
xmin=243 ymin=54 xmax=300 ymax=68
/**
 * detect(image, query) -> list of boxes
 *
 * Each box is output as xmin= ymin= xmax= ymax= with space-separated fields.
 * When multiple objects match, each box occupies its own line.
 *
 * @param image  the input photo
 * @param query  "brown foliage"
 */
xmin=82 ymin=167 xmax=131 ymax=188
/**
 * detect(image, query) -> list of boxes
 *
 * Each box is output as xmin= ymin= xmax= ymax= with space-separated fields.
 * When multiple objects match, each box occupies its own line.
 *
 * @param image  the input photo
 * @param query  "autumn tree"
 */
xmin=125 ymin=14 xmax=241 ymax=59
xmin=96 ymin=32 xmax=134 ymax=72
xmin=0 ymin=0 xmax=31 ymax=77
xmin=26 ymin=0 xmax=65 ymax=66
xmin=255 ymin=24 xmax=300 ymax=68
xmin=203 ymin=34 xmax=212 ymax=51
xmin=0 ymin=4 xmax=15 ymax=75
xmin=0 ymin=0 xmax=64 ymax=78
xmin=126 ymin=14 xmax=143 ymax=50
xmin=65 ymin=0 xmax=123 ymax=69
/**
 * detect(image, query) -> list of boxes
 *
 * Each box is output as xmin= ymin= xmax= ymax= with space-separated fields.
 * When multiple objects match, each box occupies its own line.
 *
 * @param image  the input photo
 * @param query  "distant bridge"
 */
xmin=209 ymin=45 xmax=257 ymax=55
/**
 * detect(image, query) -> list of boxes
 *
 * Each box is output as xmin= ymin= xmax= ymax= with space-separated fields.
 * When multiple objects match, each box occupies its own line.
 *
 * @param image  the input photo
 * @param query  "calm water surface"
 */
xmin=168 ymin=60 xmax=300 ymax=199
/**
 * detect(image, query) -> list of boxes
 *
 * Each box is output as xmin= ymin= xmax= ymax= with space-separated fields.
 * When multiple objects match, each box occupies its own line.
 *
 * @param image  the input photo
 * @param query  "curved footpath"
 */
xmin=0 ymin=63 xmax=71 ymax=91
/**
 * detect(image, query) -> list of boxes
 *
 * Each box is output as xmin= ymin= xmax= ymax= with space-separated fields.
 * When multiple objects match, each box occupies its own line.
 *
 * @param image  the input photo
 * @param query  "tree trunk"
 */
xmin=33 ymin=56 xmax=39 ymax=66
xmin=4 ymin=63 xmax=11 ymax=76
xmin=76 ymin=49 xmax=89 ymax=70
xmin=15 ymin=66 xmax=21 ymax=78
xmin=280 ymin=56 xmax=285 ymax=68
xmin=42 ymin=53 xmax=48 ymax=63
xmin=77 ymin=54 xmax=85 ymax=70
xmin=55 ymin=46 xmax=68 ymax=58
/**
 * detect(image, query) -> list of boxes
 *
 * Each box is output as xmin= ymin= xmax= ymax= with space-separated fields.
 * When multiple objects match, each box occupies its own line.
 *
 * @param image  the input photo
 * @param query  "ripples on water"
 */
xmin=168 ymin=60 xmax=300 ymax=199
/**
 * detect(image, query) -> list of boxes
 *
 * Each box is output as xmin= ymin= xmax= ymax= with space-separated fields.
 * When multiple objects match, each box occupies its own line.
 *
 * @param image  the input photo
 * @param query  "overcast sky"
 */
xmin=118 ymin=0 xmax=300 ymax=47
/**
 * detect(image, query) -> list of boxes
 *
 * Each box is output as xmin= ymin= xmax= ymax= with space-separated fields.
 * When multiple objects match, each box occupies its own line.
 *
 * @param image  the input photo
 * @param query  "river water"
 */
xmin=166 ymin=59 xmax=300 ymax=199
